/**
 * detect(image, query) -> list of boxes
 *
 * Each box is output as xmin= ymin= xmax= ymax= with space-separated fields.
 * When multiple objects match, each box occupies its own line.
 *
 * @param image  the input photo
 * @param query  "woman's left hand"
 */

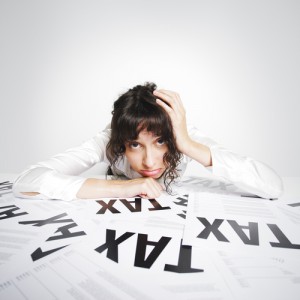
xmin=154 ymin=89 xmax=191 ymax=153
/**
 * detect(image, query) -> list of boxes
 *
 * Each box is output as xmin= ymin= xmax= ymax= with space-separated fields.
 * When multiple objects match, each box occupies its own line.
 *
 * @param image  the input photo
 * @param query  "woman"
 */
xmin=13 ymin=82 xmax=283 ymax=201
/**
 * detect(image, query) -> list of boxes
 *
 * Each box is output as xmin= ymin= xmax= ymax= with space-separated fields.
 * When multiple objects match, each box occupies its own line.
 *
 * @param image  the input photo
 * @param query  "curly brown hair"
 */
xmin=106 ymin=82 xmax=182 ymax=193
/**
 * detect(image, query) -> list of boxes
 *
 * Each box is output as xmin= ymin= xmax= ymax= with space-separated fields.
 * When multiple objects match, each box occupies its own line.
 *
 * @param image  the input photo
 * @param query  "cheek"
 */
xmin=125 ymin=151 xmax=139 ymax=166
xmin=158 ymin=148 xmax=168 ymax=161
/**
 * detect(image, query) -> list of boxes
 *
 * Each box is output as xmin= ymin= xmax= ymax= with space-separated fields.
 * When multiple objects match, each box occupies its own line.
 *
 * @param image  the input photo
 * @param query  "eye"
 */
xmin=129 ymin=142 xmax=140 ymax=149
xmin=157 ymin=138 xmax=165 ymax=145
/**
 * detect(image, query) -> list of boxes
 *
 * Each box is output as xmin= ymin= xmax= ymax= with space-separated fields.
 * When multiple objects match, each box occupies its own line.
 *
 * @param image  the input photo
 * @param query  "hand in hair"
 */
xmin=154 ymin=89 xmax=212 ymax=167
xmin=154 ymin=89 xmax=190 ymax=153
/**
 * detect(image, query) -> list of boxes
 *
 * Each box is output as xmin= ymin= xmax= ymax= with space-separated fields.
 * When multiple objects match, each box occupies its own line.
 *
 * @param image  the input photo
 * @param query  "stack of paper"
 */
xmin=0 ymin=177 xmax=299 ymax=299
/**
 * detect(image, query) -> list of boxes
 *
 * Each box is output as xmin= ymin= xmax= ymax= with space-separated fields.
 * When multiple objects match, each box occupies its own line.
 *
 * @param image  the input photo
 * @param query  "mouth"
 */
xmin=139 ymin=169 xmax=163 ymax=178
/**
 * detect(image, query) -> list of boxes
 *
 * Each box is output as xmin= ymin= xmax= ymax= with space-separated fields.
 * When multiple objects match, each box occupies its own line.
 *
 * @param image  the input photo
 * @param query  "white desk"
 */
xmin=0 ymin=174 xmax=299 ymax=300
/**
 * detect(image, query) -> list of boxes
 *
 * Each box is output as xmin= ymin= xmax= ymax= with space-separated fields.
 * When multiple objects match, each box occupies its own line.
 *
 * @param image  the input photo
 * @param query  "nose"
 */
xmin=142 ymin=148 xmax=155 ymax=169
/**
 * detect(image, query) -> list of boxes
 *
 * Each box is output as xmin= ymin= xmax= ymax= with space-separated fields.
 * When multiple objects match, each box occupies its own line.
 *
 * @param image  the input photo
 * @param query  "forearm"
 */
xmin=76 ymin=178 xmax=126 ymax=199
xmin=76 ymin=177 xmax=163 ymax=199
xmin=180 ymin=138 xmax=212 ymax=167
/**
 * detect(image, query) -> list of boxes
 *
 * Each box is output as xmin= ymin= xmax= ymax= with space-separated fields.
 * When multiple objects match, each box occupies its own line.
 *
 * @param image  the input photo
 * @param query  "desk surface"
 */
xmin=0 ymin=174 xmax=300 ymax=300
xmin=2 ymin=173 xmax=300 ymax=197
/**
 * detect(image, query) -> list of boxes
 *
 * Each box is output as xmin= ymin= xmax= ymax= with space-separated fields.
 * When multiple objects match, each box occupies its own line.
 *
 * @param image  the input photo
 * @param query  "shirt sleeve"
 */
xmin=187 ymin=124 xmax=284 ymax=199
xmin=13 ymin=127 xmax=111 ymax=201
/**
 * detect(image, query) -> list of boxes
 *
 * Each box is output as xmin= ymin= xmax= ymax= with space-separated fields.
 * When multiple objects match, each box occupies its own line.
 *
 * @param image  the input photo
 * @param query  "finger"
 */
xmin=154 ymin=90 xmax=185 ymax=115
xmin=139 ymin=180 xmax=162 ymax=199
xmin=156 ymin=98 xmax=173 ymax=114
xmin=156 ymin=98 xmax=185 ymax=122
xmin=155 ymin=89 xmax=178 ymax=98
xmin=146 ymin=182 xmax=162 ymax=199
xmin=153 ymin=90 xmax=178 ymax=108
xmin=139 ymin=189 xmax=161 ymax=199
xmin=155 ymin=89 xmax=183 ymax=106
xmin=138 ymin=193 xmax=148 ymax=198
xmin=150 ymin=180 xmax=164 ymax=198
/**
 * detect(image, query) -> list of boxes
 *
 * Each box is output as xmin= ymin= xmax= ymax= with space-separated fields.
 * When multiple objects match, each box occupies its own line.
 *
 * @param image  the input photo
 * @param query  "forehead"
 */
xmin=135 ymin=130 xmax=159 ymax=141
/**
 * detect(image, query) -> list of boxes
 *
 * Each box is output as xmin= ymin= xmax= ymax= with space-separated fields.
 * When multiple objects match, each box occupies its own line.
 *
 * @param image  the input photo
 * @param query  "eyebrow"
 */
xmin=127 ymin=134 xmax=162 ymax=142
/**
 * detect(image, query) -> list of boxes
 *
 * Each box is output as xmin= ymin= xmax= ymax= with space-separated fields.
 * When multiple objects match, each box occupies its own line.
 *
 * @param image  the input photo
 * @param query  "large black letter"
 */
xmin=31 ymin=245 xmax=68 ymax=261
xmin=120 ymin=198 xmax=142 ymax=212
xmin=148 ymin=199 xmax=170 ymax=211
xmin=96 ymin=200 xmax=120 ymax=214
xmin=46 ymin=223 xmax=86 ymax=241
xmin=268 ymin=223 xmax=300 ymax=249
xmin=0 ymin=205 xmax=28 ymax=220
xmin=288 ymin=202 xmax=300 ymax=207
xmin=95 ymin=229 xmax=135 ymax=262
xmin=19 ymin=213 xmax=73 ymax=226
xmin=227 ymin=220 xmax=259 ymax=246
xmin=173 ymin=195 xmax=188 ymax=207
xmin=177 ymin=210 xmax=187 ymax=219
xmin=164 ymin=240 xmax=203 ymax=273
xmin=197 ymin=218 xmax=229 ymax=242
xmin=134 ymin=234 xmax=171 ymax=268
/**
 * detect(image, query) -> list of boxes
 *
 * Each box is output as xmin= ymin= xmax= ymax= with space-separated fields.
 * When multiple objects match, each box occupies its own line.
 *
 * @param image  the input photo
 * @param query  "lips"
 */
xmin=140 ymin=169 xmax=162 ymax=177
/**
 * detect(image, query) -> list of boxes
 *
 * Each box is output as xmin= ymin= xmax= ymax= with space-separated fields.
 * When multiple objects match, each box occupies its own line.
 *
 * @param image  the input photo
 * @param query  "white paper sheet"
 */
xmin=275 ymin=197 xmax=300 ymax=225
xmin=174 ymin=176 xmax=249 ymax=196
xmin=210 ymin=250 xmax=300 ymax=300
xmin=0 ymin=196 xmax=98 ymax=276
xmin=1 ymin=189 xmax=299 ymax=299
xmin=0 ymin=225 xmax=235 ymax=300
xmin=183 ymin=192 xmax=300 ymax=256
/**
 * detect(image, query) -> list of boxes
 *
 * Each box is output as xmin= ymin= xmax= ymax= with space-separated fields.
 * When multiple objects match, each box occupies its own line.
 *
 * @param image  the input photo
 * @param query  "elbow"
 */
xmin=249 ymin=159 xmax=284 ymax=199
xmin=250 ymin=171 xmax=284 ymax=200
xmin=265 ymin=175 xmax=284 ymax=199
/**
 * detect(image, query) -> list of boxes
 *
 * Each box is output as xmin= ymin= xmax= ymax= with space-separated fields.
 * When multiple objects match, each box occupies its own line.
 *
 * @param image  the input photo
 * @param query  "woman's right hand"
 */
xmin=120 ymin=177 xmax=164 ymax=199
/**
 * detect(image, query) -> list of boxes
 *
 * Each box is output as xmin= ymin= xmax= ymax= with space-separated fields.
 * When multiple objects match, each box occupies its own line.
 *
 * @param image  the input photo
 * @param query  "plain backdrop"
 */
xmin=0 ymin=0 xmax=299 ymax=177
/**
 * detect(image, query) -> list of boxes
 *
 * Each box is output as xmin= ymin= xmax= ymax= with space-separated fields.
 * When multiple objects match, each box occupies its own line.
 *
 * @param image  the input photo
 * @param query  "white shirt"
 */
xmin=13 ymin=124 xmax=283 ymax=201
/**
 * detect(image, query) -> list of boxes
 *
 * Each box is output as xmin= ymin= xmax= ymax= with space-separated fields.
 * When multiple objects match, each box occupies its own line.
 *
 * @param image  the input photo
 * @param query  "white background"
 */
xmin=0 ymin=0 xmax=299 ymax=176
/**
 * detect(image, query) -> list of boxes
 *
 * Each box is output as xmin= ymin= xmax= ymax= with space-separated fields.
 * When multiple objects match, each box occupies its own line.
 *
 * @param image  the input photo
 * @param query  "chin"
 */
xmin=156 ymin=170 xmax=166 ymax=179
xmin=152 ymin=174 xmax=163 ymax=179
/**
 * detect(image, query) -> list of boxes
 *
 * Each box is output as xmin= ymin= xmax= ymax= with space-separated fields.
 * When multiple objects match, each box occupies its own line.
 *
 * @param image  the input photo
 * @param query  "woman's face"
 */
xmin=125 ymin=130 xmax=168 ymax=179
